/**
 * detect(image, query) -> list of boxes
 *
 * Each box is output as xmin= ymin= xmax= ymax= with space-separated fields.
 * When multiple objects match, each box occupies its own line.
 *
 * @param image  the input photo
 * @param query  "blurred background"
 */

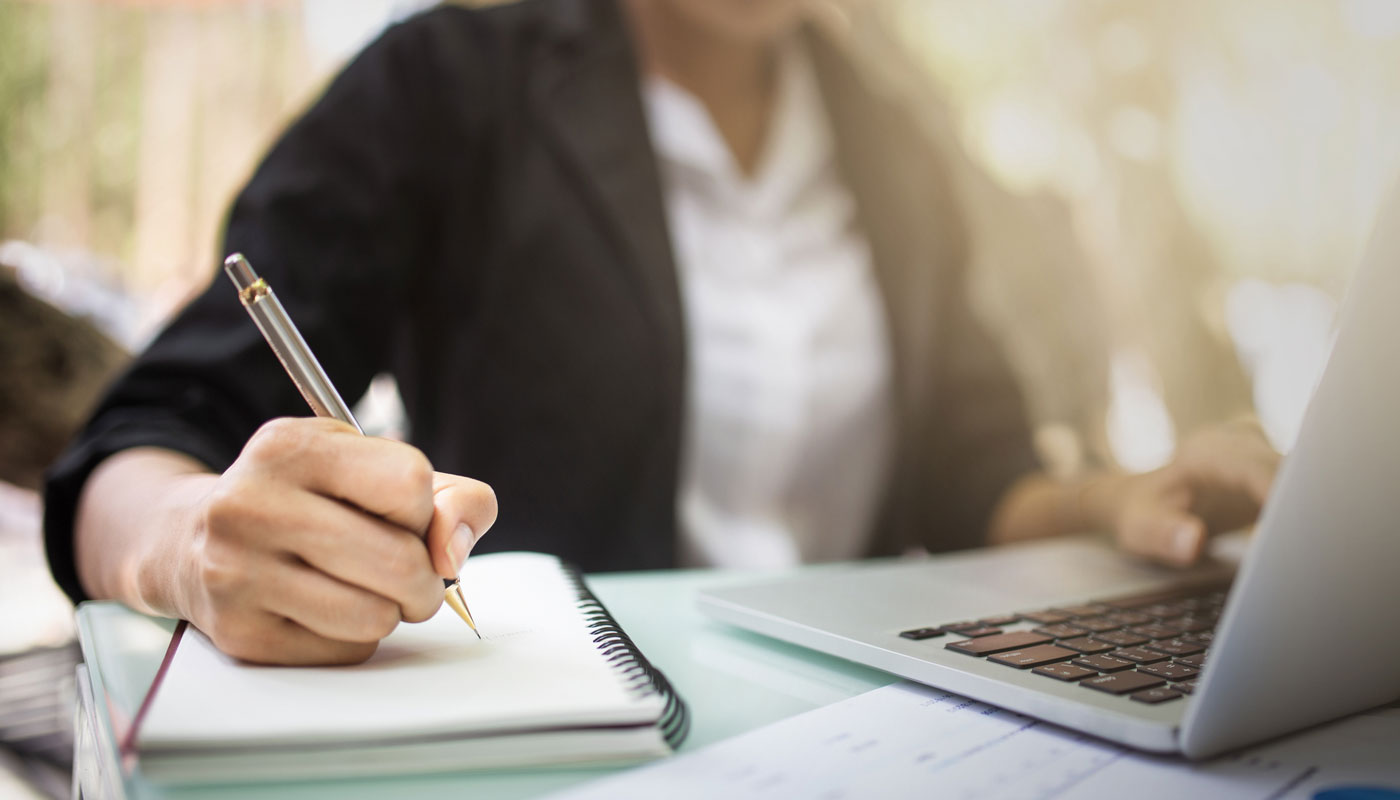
xmin=1 ymin=1 xmax=1398 ymax=795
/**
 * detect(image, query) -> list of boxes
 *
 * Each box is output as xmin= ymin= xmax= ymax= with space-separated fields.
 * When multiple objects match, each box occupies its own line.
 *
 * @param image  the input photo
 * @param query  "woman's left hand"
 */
xmin=1110 ymin=421 xmax=1281 ymax=566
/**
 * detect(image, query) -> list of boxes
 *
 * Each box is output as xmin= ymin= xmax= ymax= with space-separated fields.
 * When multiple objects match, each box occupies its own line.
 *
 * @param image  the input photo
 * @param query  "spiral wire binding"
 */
xmin=561 ymin=563 xmax=690 ymax=750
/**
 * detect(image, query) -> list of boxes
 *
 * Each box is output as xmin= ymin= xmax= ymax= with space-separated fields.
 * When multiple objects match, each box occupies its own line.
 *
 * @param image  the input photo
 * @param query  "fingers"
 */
xmin=204 ymin=465 xmax=444 ymax=623
xmin=258 ymin=559 xmax=406 ymax=643
xmin=209 ymin=613 xmax=380 ymax=666
xmin=277 ymin=495 xmax=444 ymax=622
xmin=1115 ymin=470 xmax=1210 ymax=567
xmin=1196 ymin=448 xmax=1277 ymax=507
xmin=425 ymin=472 xmax=499 ymax=579
xmin=192 ymin=418 xmax=501 ymax=664
xmin=1176 ymin=425 xmax=1282 ymax=507
xmin=1122 ymin=510 xmax=1208 ymax=567
xmin=241 ymin=417 xmax=436 ymax=533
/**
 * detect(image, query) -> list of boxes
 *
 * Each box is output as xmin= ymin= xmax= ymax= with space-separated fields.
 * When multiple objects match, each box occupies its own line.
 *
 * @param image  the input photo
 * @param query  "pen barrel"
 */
xmin=241 ymin=285 xmax=363 ymax=434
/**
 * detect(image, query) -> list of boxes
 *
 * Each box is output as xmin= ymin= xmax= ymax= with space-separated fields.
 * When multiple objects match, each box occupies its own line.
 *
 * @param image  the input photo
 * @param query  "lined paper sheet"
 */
xmin=548 ymin=682 xmax=1400 ymax=800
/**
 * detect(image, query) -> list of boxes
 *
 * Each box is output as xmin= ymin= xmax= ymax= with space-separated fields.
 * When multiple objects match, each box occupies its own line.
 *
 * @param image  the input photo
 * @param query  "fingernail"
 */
xmin=449 ymin=523 xmax=475 ymax=573
xmin=1173 ymin=524 xmax=1199 ymax=561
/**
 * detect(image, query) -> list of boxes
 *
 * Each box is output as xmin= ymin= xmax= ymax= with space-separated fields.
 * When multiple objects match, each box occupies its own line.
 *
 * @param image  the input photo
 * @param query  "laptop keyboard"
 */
xmin=899 ymin=582 xmax=1228 ymax=706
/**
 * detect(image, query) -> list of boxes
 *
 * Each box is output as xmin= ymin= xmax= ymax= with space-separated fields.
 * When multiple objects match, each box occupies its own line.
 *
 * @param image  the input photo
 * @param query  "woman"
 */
xmin=45 ymin=0 xmax=1278 ymax=665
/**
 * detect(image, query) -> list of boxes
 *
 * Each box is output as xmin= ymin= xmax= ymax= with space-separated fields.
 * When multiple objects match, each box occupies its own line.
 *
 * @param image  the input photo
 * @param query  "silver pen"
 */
xmin=223 ymin=253 xmax=481 ymax=638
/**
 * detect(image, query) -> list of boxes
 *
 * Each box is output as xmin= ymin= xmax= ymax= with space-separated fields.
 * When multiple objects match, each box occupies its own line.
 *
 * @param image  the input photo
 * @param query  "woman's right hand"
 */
xmin=75 ymin=417 xmax=497 ymax=665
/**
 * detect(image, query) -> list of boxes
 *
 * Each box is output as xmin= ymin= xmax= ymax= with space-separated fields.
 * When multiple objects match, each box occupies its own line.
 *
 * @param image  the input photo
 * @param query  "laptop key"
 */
xmin=1131 ymin=687 xmax=1183 ymax=704
xmin=1092 ymin=630 xmax=1150 ymax=648
xmin=1050 ymin=604 xmax=1109 ymax=618
xmin=1165 ymin=617 xmax=1215 ymax=634
xmin=978 ymin=614 xmax=1021 ymax=627
xmin=1069 ymin=616 xmax=1122 ymax=633
xmin=899 ymin=628 xmax=944 ymax=640
xmin=1058 ymin=637 xmax=1115 ymax=654
xmin=1139 ymin=603 xmax=1188 ymax=620
xmin=1100 ymin=589 xmax=1186 ymax=610
xmin=938 ymin=621 xmax=983 ymax=633
xmin=988 ymin=644 xmax=1078 ymax=669
xmin=1127 ymin=624 xmax=1179 ymax=640
xmin=1033 ymin=623 xmax=1089 ymax=639
xmin=1072 ymin=654 xmax=1136 ymax=673
xmin=946 ymin=631 xmax=1053 ymax=656
xmin=1137 ymin=661 xmax=1199 ymax=681
xmin=1146 ymin=638 xmax=1205 ymax=657
xmin=1033 ymin=663 xmax=1097 ymax=682
xmin=1175 ymin=653 xmax=1207 ymax=668
xmin=1110 ymin=647 xmax=1169 ymax=665
xmin=957 ymin=626 xmax=1005 ymax=638
xmin=1081 ymin=671 xmax=1166 ymax=695
xmin=1182 ymin=631 xmax=1215 ymax=646
xmin=1019 ymin=610 xmax=1075 ymax=625
xmin=1102 ymin=611 xmax=1153 ymax=626
xmin=1175 ymin=680 xmax=1198 ymax=695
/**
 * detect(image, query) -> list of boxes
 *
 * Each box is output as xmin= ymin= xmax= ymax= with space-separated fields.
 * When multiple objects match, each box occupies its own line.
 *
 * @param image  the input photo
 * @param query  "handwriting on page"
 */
xmin=546 ymin=682 xmax=1317 ymax=800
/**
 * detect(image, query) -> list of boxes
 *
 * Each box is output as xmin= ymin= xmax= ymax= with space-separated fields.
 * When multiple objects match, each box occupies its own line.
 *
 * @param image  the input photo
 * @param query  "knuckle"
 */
xmin=245 ymin=417 xmax=324 ymax=469
xmin=401 ymin=582 xmax=444 ymax=624
xmin=385 ymin=449 xmax=434 ymax=504
xmin=374 ymin=448 xmax=435 ymax=523
xmin=197 ymin=540 xmax=250 ymax=600
xmin=202 ymin=483 xmax=250 ymax=536
xmin=381 ymin=533 xmax=429 ymax=583
xmin=207 ymin=613 xmax=262 ymax=661
xmin=402 ymin=450 xmax=434 ymax=491
xmin=251 ymin=417 xmax=303 ymax=453
xmin=199 ymin=558 xmax=239 ymax=599
xmin=331 ymin=641 xmax=379 ymax=665
xmin=356 ymin=598 xmax=401 ymax=641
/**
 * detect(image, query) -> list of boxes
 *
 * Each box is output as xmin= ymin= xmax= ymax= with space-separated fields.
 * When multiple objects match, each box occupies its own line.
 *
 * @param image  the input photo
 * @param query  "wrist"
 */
xmin=132 ymin=471 xmax=218 ymax=620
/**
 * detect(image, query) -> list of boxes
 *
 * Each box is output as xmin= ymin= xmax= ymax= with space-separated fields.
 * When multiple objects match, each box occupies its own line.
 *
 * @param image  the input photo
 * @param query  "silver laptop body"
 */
xmin=698 ymin=194 xmax=1400 ymax=759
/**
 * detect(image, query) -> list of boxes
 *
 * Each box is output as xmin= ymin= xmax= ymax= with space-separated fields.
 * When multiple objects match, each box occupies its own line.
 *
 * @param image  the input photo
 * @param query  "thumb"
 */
xmin=425 ymin=472 xmax=498 ymax=580
xmin=1160 ymin=514 xmax=1208 ymax=567
xmin=1118 ymin=473 xmax=1209 ymax=567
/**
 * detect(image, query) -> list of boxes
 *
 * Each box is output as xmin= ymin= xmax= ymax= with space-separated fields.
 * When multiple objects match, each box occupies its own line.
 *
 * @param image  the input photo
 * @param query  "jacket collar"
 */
xmin=527 ymin=0 xmax=954 ymax=405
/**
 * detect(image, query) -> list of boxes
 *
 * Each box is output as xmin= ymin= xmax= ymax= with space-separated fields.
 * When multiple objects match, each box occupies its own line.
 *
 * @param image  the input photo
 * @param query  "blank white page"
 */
xmin=139 ymin=553 xmax=663 ymax=751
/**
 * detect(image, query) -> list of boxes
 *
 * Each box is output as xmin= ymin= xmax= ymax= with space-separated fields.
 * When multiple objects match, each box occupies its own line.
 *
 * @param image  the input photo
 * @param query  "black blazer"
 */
xmin=44 ymin=0 xmax=1039 ymax=603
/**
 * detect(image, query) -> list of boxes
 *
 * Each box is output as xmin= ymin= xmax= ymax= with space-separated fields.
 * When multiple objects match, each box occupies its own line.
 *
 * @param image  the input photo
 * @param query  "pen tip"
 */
xmin=443 ymin=581 xmax=481 ymax=638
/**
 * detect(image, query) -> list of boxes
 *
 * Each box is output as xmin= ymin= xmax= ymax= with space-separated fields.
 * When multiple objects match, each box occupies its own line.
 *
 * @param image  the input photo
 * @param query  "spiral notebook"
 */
xmin=128 ymin=552 xmax=688 ymax=783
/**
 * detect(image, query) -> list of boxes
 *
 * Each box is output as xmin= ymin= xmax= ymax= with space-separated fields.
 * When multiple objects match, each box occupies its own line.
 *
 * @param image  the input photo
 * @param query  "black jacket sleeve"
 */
xmin=42 ymin=13 xmax=471 ymax=604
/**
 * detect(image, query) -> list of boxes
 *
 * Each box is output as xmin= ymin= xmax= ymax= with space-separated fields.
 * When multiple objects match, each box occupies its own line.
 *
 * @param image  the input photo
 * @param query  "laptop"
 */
xmin=697 ymin=194 xmax=1400 ymax=760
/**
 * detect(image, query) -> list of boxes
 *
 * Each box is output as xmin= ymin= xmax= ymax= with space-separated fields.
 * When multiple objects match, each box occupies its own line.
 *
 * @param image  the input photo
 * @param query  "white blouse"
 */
xmin=642 ymin=39 xmax=895 ymax=568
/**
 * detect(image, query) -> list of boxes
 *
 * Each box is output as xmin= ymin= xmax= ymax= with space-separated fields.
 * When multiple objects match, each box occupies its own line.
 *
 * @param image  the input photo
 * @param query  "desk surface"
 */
xmin=77 ymin=565 xmax=896 ymax=800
